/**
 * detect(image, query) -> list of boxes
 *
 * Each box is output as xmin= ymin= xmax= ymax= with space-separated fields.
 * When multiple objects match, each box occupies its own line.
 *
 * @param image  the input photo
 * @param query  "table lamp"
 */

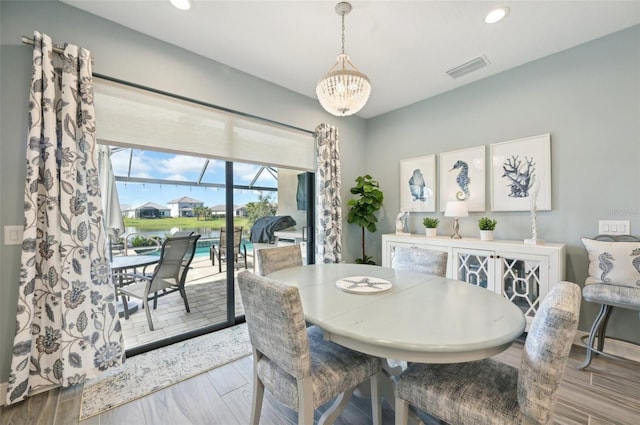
xmin=444 ymin=201 xmax=468 ymax=239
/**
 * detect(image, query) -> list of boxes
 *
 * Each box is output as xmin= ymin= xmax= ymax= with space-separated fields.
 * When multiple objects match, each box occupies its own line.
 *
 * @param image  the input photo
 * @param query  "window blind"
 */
xmin=93 ymin=78 xmax=315 ymax=171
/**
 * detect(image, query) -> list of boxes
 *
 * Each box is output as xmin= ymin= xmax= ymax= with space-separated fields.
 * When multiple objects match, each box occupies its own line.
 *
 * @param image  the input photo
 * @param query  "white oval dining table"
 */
xmin=267 ymin=263 xmax=526 ymax=364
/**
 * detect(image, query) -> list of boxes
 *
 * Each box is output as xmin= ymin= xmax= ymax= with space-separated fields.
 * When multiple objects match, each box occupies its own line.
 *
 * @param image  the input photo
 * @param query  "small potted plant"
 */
xmin=423 ymin=217 xmax=439 ymax=238
xmin=478 ymin=217 xmax=497 ymax=241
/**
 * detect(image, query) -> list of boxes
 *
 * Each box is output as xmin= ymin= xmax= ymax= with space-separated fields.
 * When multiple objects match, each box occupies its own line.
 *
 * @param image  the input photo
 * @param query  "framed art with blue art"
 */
xmin=399 ymin=155 xmax=436 ymax=212
xmin=438 ymin=146 xmax=485 ymax=212
xmin=490 ymin=134 xmax=551 ymax=211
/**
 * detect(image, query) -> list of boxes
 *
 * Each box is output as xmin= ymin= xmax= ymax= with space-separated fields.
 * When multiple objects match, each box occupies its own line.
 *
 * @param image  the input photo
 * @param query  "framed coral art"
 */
xmin=490 ymin=134 xmax=551 ymax=211
xmin=439 ymin=146 xmax=485 ymax=212
xmin=400 ymin=155 xmax=436 ymax=212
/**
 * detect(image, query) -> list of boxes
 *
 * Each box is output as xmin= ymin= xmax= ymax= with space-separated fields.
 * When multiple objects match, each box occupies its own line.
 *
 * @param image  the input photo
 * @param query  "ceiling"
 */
xmin=61 ymin=0 xmax=639 ymax=119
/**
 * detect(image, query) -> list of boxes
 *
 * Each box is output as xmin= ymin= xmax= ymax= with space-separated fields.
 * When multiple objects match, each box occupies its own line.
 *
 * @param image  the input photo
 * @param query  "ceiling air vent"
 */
xmin=446 ymin=55 xmax=490 ymax=79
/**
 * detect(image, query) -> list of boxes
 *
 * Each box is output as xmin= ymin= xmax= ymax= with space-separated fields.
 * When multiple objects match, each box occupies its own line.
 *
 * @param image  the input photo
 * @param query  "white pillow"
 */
xmin=582 ymin=238 xmax=640 ymax=287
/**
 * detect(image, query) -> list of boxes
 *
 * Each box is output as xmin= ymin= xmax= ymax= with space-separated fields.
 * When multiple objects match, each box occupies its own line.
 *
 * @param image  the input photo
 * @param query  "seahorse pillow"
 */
xmin=582 ymin=238 xmax=640 ymax=287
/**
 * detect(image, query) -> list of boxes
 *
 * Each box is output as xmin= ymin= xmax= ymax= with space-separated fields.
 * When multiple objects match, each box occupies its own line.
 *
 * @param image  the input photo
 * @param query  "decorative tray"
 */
xmin=335 ymin=276 xmax=392 ymax=294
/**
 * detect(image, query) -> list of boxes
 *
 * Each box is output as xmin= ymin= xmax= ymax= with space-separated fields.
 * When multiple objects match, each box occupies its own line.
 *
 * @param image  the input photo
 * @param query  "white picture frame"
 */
xmin=399 ymin=155 xmax=436 ymax=212
xmin=490 ymin=134 xmax=551 ymax=211
xmin=438 ymin=146 xmax=485 ymax=212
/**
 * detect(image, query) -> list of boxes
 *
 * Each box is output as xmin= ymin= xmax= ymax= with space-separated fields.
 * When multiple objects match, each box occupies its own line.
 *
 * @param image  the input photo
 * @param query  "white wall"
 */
xmin=365 ymin=25 xmax=640 ymax=344
xmin=277 ymin=168 xmax=307 ymax=228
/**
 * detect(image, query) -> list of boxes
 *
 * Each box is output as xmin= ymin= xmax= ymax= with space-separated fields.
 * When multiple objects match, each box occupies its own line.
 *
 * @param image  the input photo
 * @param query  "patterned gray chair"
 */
xmin=579 ymin=235 xmax=640 ymax=369
xmin=391 ymin=246 xmax=448 ymax=277
xmin=237 ymin=271 xmax=382 ymax=425
xmin=394 ymin=281 xmax=581 ymax=425
xmin=255 ymin=244 xmax=303 ymax=276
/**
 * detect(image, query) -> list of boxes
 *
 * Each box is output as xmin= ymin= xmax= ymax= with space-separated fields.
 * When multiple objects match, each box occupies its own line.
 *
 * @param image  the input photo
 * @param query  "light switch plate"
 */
xmin=598 ymin=220 xmax=631 ymax=235
xmin=4 ymin=225 xmax=23 ymax=245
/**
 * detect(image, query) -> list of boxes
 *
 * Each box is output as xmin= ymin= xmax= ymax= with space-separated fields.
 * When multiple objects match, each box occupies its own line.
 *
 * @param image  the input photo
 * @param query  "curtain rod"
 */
xmin=21 ymin=35 xmax=95 ymax=63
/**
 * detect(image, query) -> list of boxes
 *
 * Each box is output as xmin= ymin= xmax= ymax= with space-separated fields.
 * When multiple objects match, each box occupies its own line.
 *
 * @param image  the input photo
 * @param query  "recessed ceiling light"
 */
xmin=170 ymin=0 xmax=192 ymax=11
xmin=485 ymin=6 xmax=510 ymax=24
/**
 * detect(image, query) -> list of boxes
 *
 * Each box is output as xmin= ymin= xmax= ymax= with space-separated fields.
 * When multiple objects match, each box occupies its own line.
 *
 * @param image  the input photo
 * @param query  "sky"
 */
xmin=109 ymin=147 xmax=277 ymax=209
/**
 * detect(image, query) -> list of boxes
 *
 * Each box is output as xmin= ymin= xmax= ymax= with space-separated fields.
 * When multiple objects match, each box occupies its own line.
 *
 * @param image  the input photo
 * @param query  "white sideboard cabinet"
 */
xmin=382 ymin=234 xmax=566 ymax=329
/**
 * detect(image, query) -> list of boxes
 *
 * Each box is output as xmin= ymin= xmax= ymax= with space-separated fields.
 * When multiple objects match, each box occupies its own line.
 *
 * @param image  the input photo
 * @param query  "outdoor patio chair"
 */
xmin=237 ymin=271 xmax=382 ymax=425
xmin=255 ymin=244 xmax=303 ymax=276
xmin=117 ymin=234 xmax=200 ymax=331
xmin=171 ymin=230 xmax=194 ymax=237
xmin=210 ymin=226 xmax=247 ymax=273
xmin=393 ymin=281 xmax=580 ymax=425
xmin=391 ymin=246 xmax=448 ymax=277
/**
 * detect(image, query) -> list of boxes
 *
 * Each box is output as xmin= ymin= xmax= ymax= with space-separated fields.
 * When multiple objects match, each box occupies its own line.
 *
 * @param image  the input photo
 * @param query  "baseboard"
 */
xmin=574 ymin=330 xmax=640 ymax=363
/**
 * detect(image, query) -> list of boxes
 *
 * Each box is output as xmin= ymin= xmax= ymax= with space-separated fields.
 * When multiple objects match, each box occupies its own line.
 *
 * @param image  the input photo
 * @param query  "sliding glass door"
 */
xmin=105 ymin=144 xmax=314 ymax=355
xmin=93 ymin=76 xmax=315 ymax=356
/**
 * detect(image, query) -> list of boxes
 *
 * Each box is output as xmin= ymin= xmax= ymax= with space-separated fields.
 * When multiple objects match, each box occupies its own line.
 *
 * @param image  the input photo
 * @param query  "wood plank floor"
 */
xmin=1 ymin=342 xmax=639 ymax=425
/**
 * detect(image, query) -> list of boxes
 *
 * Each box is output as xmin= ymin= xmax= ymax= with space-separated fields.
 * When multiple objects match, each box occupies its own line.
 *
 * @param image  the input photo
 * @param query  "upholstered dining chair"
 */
xmin=117 ymin=234 xmax=200 ymax=331
xmin=237 ymin=271 xmax=382 ymax=425
xmin=394 ymin=281 xmax=581 ymax=425
xmin=255 ymin=244 xmax=303 ymax=276
xmin=391 ymin=246 xmax=448 ymax=277
xmin=210 ymin=226 xmax=247 ymax=273
xmin=579 ymin=234 xmax=640 ymax=369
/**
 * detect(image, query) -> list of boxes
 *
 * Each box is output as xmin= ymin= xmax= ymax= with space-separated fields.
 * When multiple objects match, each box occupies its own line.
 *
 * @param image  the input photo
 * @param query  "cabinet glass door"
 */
xmin=453 ymin=248 xmax=493 ymax=290
xmin=499 ymin=256 xmax=546 ymax=319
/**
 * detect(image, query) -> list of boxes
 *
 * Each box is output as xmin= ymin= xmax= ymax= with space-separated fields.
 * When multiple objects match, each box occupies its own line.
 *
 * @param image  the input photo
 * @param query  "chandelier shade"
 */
xmin=316 ymin=2 xmax=371 ymax=117
xmin=316 ymin=61 xmax=371 ymax=116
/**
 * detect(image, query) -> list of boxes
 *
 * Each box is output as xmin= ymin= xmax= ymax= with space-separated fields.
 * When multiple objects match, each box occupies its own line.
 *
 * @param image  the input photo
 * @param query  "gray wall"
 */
xmin=1 ymin=1 xmax=639 ymax=386
xmin=0 ymin=1 xmax=367 ymax=384
xmin=366 ymin=26 xmax=640 ymax=344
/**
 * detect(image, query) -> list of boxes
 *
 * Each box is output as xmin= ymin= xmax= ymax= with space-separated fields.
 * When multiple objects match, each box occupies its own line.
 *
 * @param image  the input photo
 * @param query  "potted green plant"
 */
xmin=422 ymin=217 xmax=439 ymax=238
xmin=347 ymin=175 xmax=384 ymax=265
xmin=478 ymin=217 xmax=497 ymax=241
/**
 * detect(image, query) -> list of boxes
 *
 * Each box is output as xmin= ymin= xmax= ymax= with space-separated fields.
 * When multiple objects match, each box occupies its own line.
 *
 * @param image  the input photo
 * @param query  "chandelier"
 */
xmin=316 ymin=2 xmax=371 ymax=117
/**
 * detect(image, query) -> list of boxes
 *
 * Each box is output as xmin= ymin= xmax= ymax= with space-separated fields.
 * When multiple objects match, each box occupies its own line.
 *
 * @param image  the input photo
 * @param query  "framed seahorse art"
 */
xmin=490 ymin=134 xmax=551 ymax=211
xmin=438 ymin=146 xmax=486 ymax=212
xmin=399 ymin=155 xmax=436 ymax=212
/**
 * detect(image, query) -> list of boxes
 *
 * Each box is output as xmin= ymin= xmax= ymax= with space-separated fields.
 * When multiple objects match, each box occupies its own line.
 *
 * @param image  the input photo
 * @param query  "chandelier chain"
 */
xmin=341 ymin=13 xmax=346 ymax=55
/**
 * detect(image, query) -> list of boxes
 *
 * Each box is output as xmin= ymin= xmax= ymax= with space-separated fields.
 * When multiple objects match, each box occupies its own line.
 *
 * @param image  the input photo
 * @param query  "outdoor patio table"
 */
xmin=110 ymin=255 xmax=160 ymax=317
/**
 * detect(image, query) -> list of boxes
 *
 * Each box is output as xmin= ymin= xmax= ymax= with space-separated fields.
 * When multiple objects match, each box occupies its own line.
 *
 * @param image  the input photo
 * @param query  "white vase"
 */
xmin=480 ymin=230 xmax=494 ymax=241
xmin=425 ymin=228 xmax=437 ymax=238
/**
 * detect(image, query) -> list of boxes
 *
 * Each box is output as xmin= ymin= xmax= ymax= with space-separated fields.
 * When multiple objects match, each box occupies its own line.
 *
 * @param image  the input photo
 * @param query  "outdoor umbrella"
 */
xmin=98 ymin=144 xmax=125 ymax=259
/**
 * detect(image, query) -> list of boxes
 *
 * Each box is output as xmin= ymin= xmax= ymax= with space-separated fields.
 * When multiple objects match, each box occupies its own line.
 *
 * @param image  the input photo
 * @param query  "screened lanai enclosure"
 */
xmin=94 ymin=77 xmax=315 ymax=355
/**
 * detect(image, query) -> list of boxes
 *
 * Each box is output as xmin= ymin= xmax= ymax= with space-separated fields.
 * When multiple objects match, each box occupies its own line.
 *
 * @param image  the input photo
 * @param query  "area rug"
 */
xmin=79 ymin=323 xmax=251 ymax=420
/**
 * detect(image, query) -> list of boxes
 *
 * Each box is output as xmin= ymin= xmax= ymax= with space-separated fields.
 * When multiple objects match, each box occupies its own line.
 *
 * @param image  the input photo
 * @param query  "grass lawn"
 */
xmin=123 ymin=217 xmax=251 ymax=231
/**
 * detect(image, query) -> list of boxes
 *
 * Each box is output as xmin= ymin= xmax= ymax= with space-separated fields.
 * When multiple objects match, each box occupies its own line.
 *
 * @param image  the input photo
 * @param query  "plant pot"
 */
xmin=480 ymin=230 xmax=494 ymax=241
xmin=425 ymin=228 xmax=437 ymax=238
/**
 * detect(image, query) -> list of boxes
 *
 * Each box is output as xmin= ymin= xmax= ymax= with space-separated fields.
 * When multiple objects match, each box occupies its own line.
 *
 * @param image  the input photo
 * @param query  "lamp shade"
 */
xmin=444 ymin=201 xmax=469 ymax=218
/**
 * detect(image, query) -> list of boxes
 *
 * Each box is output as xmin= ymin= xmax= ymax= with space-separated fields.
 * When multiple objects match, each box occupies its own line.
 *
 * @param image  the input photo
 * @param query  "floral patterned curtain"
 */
xmin=6 ymin=32 xmax=124 ymax=404
xmin=315 ymin=123 xmax=342 ymax=263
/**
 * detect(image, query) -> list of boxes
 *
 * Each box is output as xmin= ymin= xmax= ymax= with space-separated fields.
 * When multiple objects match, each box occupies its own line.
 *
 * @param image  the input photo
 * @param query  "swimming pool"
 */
xmin=141 ymin=240 xmax=254 ymax=257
